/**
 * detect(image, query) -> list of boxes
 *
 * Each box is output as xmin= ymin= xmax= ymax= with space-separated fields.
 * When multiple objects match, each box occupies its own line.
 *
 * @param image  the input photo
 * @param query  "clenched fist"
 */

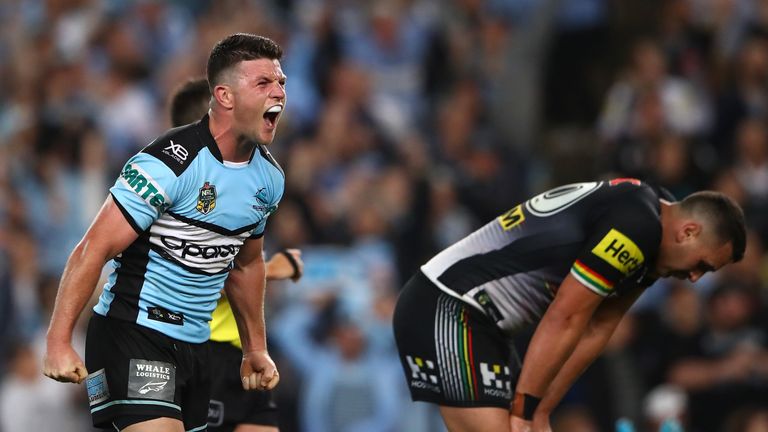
xmin=43 ymin=342 xmax=88 ymax=384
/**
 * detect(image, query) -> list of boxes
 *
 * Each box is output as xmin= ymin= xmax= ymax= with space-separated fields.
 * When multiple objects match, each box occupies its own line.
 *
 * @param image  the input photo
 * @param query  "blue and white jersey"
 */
xmin=94 ymin=115 xmax=284 ymax=343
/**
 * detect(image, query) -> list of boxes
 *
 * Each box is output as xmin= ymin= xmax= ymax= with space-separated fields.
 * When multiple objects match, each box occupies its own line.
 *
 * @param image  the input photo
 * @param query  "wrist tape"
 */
xmin=279 ymin=249 xmax=300 ymax=279
xmin=511 ymin=392 xmax=541 ymax=421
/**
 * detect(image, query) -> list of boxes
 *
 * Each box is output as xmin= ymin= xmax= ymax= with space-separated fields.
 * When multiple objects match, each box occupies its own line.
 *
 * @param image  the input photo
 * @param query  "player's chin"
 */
xmin=259 ymin=130 xmax=276 ymax=145
xmin=248 ymin=129 xmax=276 ymax=146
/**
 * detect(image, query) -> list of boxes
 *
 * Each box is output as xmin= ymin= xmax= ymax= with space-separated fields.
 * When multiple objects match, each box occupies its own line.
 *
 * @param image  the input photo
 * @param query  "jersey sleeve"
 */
xmin=110 ymin=153 xmax=182 ymax=232
xmin=570 ymin=201 xmax=661 ymax=297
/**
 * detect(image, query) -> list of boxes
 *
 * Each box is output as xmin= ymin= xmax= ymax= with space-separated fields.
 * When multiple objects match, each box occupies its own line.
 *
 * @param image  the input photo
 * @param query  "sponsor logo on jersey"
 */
xmin=498 ymin=205 xmax=525 ymax=230
xmin=592 ymin=228 xmax=645 ymax=275
xmin=406 ymin=355 xmax=440 ymax=394
xmin=163 ymin=140 xmax=188 ymax=163
xmin=86 ymin=368 xmax=110 ymax=406
xmin=120 ymin=163 xmax=169 ymax=210
xmin=147 ymin=306 xmax=184 ymax=325
xmin=127 ymin=359 xmax=175 ymax=401
xmin=138 ymin=380 xmax=168 ymax=395
xmin=196 ymin=181 xmax=216 ymax=214
xmin=160 ymin=236 xmax=241 ymax=260
xmin=479 ymin=363 xmax=512 ymax=399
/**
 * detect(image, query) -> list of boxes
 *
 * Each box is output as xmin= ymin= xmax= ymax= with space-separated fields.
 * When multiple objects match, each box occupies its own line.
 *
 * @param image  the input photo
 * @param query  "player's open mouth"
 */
xmin=263 ymin=105 xmax=282 ymax=128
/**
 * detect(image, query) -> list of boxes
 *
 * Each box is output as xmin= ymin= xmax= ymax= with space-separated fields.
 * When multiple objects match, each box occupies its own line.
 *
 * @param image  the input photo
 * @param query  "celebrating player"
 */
xmin=43 ymin=33 xmax=288 ymax=432
xmin=169 ymin=76 xmax=303 ymax=432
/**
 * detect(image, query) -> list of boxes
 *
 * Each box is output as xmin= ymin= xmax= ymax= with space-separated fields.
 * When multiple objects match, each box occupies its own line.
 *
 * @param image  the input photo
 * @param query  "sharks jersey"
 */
xmin=421 ymin=179 xmax=664 ymax=334
xmin=93 ymin=115 xmax=284 ymax=343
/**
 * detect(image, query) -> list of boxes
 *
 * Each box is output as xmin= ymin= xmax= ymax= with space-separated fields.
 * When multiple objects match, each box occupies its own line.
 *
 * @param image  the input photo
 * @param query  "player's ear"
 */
xmin=212 ymin=84 xmax=234 ymax=109
xmin=679 ymin=221 xmax=702 ymax=241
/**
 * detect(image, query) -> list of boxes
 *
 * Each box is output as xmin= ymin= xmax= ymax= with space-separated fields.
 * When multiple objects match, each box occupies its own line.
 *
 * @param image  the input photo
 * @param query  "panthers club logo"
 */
xmin=196 ymin=181 xmax=216 ymax=214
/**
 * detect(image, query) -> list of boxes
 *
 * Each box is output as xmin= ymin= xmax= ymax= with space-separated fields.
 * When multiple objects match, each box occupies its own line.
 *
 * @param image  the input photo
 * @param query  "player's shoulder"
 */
xmin=596 ymin=178 xmax=664 ymax=237
xmin=598 ymin=178 xmax=662 ymax=211
xmin=141 ymin=120 xmax=210 ymax=177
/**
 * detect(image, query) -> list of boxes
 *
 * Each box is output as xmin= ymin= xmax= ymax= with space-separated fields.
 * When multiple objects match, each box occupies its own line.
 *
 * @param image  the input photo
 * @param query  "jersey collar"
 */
xmin=196 ymin=114 xmax=224 ymax=163
xmin=196 ymin=114 xmax=258 ymax=164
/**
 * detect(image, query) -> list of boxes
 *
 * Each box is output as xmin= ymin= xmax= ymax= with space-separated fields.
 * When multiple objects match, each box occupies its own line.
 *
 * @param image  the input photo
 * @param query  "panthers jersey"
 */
xmin=421 ymin=179 xmax=664 ymax=334
xmin=94 ymin=115 xmax=284 ymax=343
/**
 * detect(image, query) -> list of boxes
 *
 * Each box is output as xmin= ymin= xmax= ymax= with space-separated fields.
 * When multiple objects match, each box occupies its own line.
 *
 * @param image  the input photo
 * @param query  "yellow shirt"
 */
xmin=209 ymin=295 xmax=242 ymax=348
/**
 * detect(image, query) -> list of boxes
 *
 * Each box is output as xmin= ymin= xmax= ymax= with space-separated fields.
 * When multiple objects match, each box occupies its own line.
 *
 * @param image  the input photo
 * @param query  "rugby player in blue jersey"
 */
xmin=44 ymin=33 xmax=288 ymax=432
xmin=170 ymin=77 xmax=303 ymax=432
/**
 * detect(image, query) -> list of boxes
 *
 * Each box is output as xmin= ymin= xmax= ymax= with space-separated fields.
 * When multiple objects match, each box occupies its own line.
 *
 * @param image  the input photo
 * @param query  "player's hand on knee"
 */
xmin=240 ymin=350 xmax=280 ymax=391
xmin=43 ymin=343 xmax=88 ymax=384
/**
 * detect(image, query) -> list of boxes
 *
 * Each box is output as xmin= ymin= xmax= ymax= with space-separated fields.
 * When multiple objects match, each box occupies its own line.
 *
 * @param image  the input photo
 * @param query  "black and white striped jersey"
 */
xmin=421 ymin=179 xmax=665 ymax=334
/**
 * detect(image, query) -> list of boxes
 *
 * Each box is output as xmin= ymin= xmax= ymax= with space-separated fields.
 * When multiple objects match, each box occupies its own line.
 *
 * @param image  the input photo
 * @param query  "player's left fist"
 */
xmin=240 ymin=349 xmax=279 ymax=391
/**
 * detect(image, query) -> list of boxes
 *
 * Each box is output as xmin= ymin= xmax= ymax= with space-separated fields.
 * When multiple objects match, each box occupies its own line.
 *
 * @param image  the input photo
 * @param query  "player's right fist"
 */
xmin=43 ymin=343 xmax=88 ymax=384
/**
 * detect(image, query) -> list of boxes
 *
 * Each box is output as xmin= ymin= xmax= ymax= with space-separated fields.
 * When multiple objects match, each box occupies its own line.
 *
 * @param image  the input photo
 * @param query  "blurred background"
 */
xmin=1 ymin=0 xmax=768 ymax=431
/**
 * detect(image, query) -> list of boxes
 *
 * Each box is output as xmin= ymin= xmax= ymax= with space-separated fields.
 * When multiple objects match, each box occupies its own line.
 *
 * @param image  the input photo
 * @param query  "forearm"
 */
xmin=516 ymin=312 xmax=591 ymax=397
xmin=224 ymin=262 xmax=267 ymax=353
xmin=538 ymin=286 xmax=643 ymax=415
xmin=47 ymin=241 xmax=108 ymax=344
xmin=537 ymin=323 xmax=614 ymax=415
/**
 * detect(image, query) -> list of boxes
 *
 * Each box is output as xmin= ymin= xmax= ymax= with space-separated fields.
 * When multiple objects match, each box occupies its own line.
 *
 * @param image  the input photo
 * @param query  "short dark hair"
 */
xmin=206 ymin=33 xmax=282 ymax=92
xmin=169 ymin=78 xmax=211 ymax=127
xmin=680 ymin=191 xmax=747 ymax=262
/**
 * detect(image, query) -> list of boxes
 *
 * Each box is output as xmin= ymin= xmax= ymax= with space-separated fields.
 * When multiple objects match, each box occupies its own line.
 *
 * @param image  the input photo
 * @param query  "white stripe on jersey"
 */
xmin=421 ymin=216 xmax=556 ymax=334
xmin=149 ymin=214 xmax=250 ymax=274
xmin=435 ymin=296 xmax=462 ymax=400
xmin=422 ymin=218 xmax=509 ymax=313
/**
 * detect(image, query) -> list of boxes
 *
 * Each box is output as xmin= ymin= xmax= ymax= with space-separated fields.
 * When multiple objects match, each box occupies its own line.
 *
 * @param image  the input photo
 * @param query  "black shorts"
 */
xmin=84 ymin=313 xmax=210 ymax=431
xmin=207 ymin=341 xmax=278 ymax=431
xmin=393 ymin=271 xmax=519 ymax=408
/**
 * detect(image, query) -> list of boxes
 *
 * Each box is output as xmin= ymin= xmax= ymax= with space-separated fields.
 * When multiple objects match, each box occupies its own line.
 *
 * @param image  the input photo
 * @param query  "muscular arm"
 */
xmin=44 ymin=195 xmax=139 ymax=383
xmin=224 ymin=237 xmax=279 ymax=390
xmin=225 ymin=237 xmax=267 ymax=353
xmin=514 ymin=274 xmax=605 ymax=401
xmin=534 ymin=284 xmax=644 ymax=422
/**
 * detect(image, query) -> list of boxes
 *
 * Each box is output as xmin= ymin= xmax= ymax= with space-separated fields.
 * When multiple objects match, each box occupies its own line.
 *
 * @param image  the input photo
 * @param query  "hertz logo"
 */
xmin=592 ymin=229 xmax=644 ymax=275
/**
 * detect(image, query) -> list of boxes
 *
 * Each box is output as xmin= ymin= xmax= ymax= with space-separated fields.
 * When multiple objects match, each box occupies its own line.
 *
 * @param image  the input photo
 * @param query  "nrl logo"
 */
xmin=196 ymin=181 xmax=217 ymax=214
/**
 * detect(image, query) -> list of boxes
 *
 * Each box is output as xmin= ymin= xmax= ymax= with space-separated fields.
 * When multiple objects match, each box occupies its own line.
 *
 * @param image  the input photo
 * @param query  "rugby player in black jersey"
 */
xmin=393 ymin=179 xmax=746 ymax=432
xmin=170 ymin=77 xmax=304 ymax=432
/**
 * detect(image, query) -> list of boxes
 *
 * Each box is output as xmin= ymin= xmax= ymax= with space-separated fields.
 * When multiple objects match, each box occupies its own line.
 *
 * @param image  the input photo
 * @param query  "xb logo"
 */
xmin=164 ymin=140 xmax=188 ymax=162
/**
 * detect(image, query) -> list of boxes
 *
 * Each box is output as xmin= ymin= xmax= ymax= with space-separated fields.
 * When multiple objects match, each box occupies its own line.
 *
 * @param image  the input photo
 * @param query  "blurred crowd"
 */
xmin=1 ymin=0 xmax=768 ymax=431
